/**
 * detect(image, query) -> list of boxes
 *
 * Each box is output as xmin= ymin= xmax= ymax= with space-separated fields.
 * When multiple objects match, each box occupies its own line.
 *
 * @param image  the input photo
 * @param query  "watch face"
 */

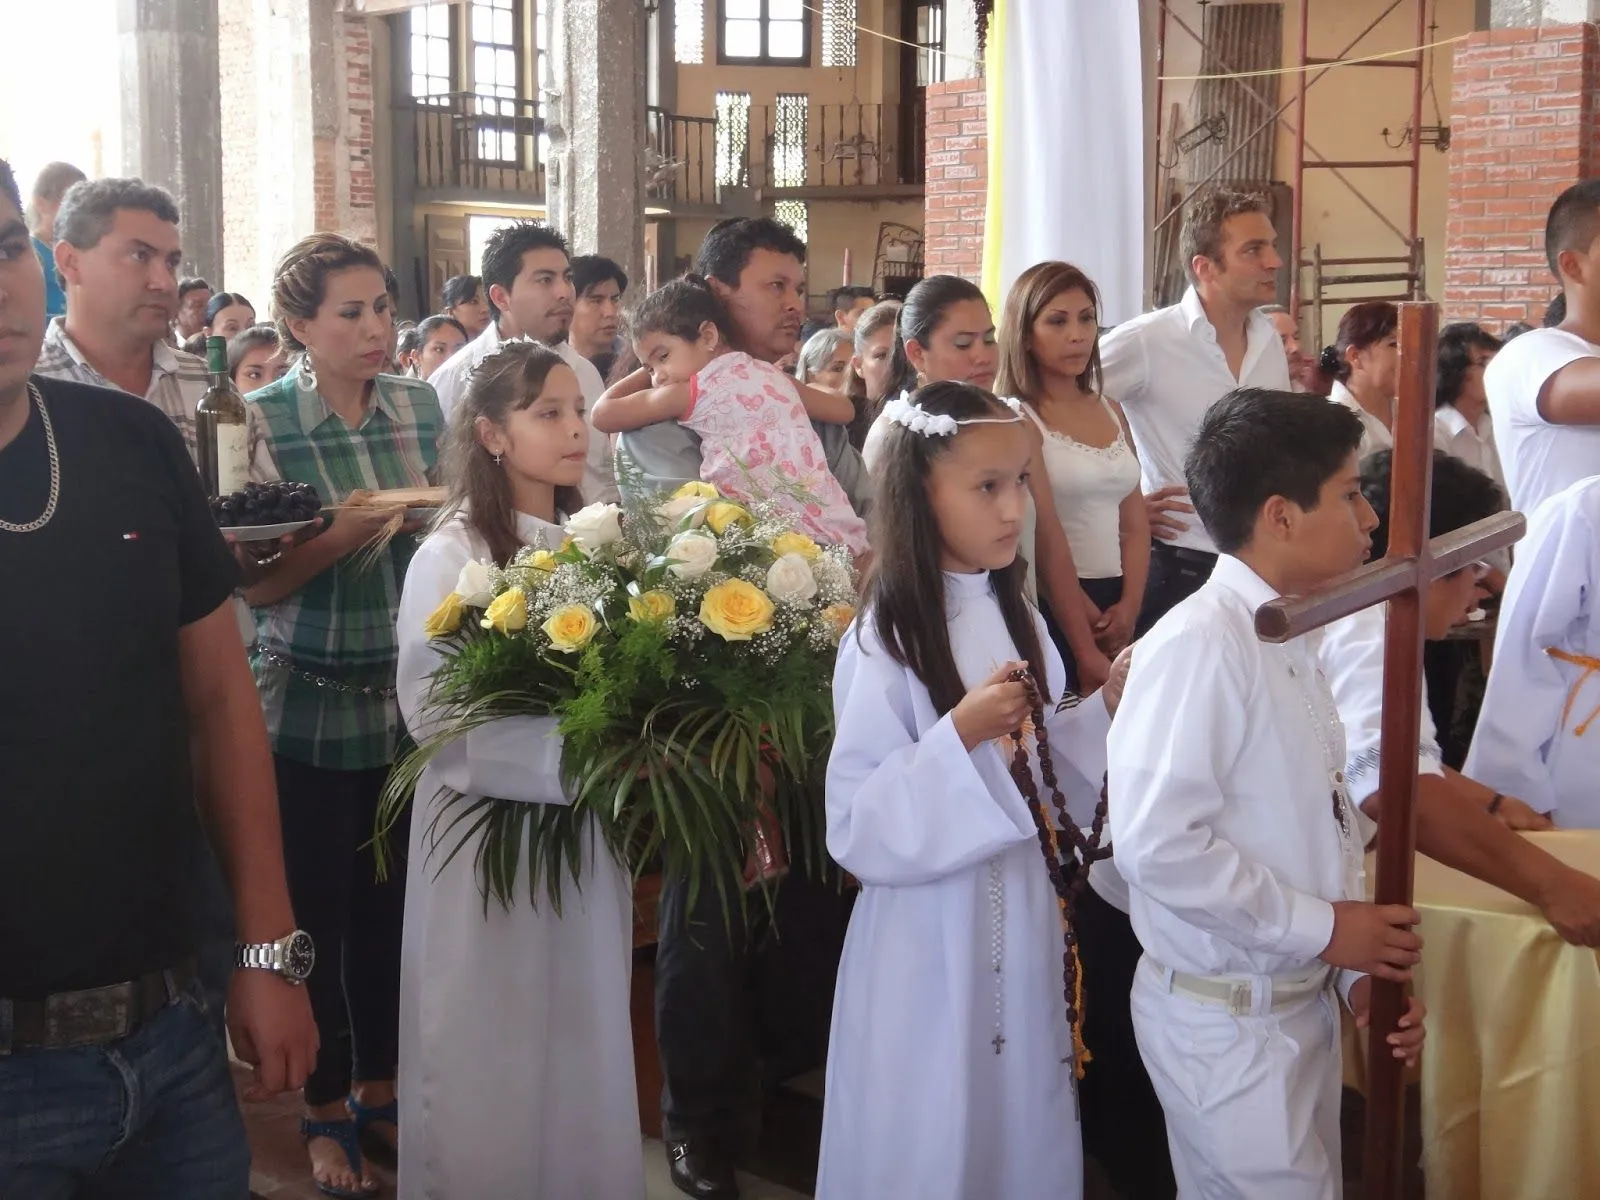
xmin=282 ymin=930 xmax=316 ymax=981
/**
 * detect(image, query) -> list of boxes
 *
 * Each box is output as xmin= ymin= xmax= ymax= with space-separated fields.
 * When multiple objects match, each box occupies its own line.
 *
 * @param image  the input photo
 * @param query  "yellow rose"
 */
xmin=705 ymin=501 xmax=754 ymax=535
xmin=699 ymin=579 xmax=776 ymax=642
xmin=422 ymin=592 xmax=467 ymax=637
xmin=481 ymin=587 xmax=528 ymax=634
xmin=820 ymin=603 xmax=856 ymax=643
xmin=628 ymin=590 xmax=677 ymax=624
xmin=770 ymin=531 xmax=822 ymax=562
xmin=559 ymin=536 xmax=576 ymax=553
xmin=527 ymin=550 xmax=558 ymax=573
xmin=673 ymin=481 xmax=720 ymax=501
xmin=541 ymin=603 xmax=599 ymax=652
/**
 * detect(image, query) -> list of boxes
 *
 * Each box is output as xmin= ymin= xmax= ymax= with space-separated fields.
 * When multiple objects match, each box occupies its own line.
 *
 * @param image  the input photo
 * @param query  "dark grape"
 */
xmin=210 ymin=480 xmax=323 ymax=528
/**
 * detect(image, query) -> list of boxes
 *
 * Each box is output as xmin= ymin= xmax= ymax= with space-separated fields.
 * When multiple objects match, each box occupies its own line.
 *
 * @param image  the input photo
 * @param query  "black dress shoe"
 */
xmin=667 ymin=1139 xmax=739 ymax=1199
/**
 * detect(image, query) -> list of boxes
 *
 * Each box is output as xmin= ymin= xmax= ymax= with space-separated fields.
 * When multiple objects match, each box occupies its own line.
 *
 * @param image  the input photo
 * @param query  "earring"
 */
xmin=299 ymin=353 xmax=319 ymax=391
xmin=493 ymin=452 xmax=503 ymax=466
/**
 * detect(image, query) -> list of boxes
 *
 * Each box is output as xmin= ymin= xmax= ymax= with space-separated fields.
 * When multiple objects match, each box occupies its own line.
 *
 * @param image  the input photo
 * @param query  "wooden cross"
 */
xmin=1254 ymin=304 xmax=1525 ymax=1200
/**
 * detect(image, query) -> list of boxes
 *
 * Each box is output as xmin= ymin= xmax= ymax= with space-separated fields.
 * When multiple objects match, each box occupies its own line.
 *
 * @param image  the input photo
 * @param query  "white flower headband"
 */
xmin=880 ymin=393 xmax=1025 ymax=438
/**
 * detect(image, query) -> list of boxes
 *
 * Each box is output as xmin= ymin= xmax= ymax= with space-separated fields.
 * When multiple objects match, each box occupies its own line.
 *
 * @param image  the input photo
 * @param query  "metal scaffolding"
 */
xmin=1153 ymin=0 xmax=1433 ymax=342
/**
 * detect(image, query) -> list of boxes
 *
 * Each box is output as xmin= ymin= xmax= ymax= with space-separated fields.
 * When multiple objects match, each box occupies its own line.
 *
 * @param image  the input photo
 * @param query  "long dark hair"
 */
xmin=1319 ymin=300 xmax=1398 ymax=383
xmin=885 ymin=275 xmax=984 ymax=406
xmin=441 ymin=341 xmax=584 ymax=565
xmin=995 ymin=260 xmax=1104 ymax=399
xmin=864 ymin=381 xmax=1049 ymax=715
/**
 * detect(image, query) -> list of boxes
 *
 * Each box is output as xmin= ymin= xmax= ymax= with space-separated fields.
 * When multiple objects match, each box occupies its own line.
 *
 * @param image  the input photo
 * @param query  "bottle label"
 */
xmin=216 ymin=425 xmax=250 ymax=495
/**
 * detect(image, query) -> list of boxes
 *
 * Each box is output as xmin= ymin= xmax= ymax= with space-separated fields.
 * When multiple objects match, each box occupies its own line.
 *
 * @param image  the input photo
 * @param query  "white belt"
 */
xmin=1155 ymin=962 xmax=1332 ymax=1016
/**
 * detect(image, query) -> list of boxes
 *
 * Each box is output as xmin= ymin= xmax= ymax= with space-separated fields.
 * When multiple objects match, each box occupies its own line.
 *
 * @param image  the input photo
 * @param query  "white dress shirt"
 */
xmin=1433 ymin=403 xmax=1505 ymax=492
xmin=1484 ymin=326 xmax=1600 ymax=514
xmin=1329 ymin=380 xmax=1393 ymax=458
xmin=1108 ymin=555 xmax=1364 ymax=991
xmin=1466 ymin=475 xmax=1600 ymax=827
xmin=1319 ymin=605 xmax=1446 ymax=848
xmin=1099 ymin=287 xmax=1291 ymax=554
xmin=427 ymin=321 xmax=618 ymax=502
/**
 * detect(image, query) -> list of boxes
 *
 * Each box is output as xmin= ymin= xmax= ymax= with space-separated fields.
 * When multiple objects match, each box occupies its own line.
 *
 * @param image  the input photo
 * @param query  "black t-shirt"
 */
xmin=0 ymin=376 xmax=239 ymax=997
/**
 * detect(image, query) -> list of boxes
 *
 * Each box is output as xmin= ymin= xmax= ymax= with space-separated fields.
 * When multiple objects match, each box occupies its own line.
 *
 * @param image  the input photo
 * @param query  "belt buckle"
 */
xmin=44 ymin=982 xmax=135 ymax=1046
xmin=1227 ymin=981 xmax=1253 ymax=1016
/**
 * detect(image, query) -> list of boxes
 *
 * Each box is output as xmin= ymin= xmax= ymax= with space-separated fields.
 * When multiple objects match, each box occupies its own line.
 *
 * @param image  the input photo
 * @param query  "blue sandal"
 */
xmin=348 ymin=1092 xmax=399 ymax=1167
xmin=300 ymin=1116 xmax=376 ymax=1199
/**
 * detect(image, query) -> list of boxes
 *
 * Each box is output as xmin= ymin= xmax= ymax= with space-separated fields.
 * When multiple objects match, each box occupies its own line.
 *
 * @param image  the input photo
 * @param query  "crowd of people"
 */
xmin=6 ymin=146 xmax=1600 ymax=1200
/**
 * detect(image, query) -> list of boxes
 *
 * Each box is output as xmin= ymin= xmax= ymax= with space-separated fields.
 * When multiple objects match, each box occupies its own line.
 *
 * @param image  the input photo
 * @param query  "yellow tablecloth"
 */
xmin=1385 ymin=832 xmax=1600 ymax=1199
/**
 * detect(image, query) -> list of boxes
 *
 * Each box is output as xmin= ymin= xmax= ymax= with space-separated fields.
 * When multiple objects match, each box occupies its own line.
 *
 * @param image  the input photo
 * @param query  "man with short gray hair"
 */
xmin=32 ymin=177 xmax=269 ymax=476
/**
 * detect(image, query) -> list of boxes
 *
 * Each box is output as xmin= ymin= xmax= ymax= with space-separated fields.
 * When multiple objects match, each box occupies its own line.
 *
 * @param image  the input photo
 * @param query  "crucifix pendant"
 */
xmin=992 ymin=1032 xmax=1005 ymax=1055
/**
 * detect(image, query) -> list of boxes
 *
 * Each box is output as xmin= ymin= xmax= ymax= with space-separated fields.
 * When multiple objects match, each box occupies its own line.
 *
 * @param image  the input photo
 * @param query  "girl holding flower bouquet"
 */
xmin=817 ymin=381 xmax=1130 ymax=1199
xmin=593 ymin=274 xmax=871 ymax=557
xmin=393 ymin=341 xmax=643 ymax=1198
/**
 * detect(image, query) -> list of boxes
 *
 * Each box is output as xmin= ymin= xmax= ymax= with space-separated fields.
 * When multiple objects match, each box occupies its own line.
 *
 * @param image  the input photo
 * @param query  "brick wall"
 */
xmin=923 ymin=79 xmax=988 ymax=281
xmin=336 ymin=14 xmax=379 ymax=246
xmin=1443 ymin=24 xmax=1599 ymax=327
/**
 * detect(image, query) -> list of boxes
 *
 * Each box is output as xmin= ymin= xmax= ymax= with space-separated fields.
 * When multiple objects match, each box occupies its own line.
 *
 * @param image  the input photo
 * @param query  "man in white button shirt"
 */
xmin=1110 ymin=388 xmax=1424 ymax=1199
xmin=1483 ymin=181 xmax=1600 ymax=514
xmin=1100 ymin=188 xmax=1292 ymax=635
xmin=428 ymin=221 xmax=618 ymax=502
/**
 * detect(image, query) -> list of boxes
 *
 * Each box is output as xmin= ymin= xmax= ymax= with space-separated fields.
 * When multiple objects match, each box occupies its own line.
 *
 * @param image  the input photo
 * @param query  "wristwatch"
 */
xmin=235 ymin=929 xmax=316 ymax=985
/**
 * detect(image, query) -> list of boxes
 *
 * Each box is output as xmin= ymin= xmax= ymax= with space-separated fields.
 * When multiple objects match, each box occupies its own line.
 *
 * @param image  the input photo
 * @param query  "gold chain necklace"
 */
xmin=0 ymin=383 xmax=61 ymax=534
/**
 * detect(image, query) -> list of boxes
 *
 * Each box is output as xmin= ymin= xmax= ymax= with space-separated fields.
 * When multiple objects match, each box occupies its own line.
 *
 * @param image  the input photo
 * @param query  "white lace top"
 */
xmin=1022 ymin=396 xmax=1141 ymax=579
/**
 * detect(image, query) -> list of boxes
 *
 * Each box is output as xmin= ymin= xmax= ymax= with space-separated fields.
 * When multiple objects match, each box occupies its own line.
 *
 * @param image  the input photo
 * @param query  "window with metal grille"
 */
xmin=773 ymin=93 xmax=808 ymax=189
xmin=470 ymin=0 xmax=520 ymax=163
xmin=715 ymin=91 xmax=752 ymax=188
xmin=535 ymin=0 xmax=552 ymax=165
xmin=410 ymin=3 xmax=453 ymax=101
xmin=821 ymin=0 xmax=856 ymax=68
xmin=914 ymin=2 xmax=946 ymax=87
xmin=774 ymin=199 xmax=808 ymax=246
xmin=720 ymin=0 xmax=808 ymax=66
xmin=676 ymin=0 xmax=706 ymax=64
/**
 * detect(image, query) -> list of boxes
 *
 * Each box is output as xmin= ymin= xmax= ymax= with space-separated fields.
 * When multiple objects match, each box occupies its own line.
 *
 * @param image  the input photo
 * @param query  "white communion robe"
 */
xmin=1467 ymin=474 xmax=1600 ymax=828
xmin=1107 ymin=556 xmax=1364 ymax=1200
xmin=816 ymin=570 xmax=1111 ymax=1200
xmin=394 ymin=511 xmax=643 ymax=1200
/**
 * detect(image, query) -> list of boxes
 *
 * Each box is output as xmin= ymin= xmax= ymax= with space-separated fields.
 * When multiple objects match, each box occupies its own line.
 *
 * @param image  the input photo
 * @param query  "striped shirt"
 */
xmin=247 ymin=363 xmax=444 ymax=770
xmin=33 ymin=317 xmax=274 ymax=479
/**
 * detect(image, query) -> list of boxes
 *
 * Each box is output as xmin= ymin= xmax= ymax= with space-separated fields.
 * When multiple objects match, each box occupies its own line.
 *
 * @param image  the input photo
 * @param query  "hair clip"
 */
xmin=881 ymin=393 xmax=1025 ymax=438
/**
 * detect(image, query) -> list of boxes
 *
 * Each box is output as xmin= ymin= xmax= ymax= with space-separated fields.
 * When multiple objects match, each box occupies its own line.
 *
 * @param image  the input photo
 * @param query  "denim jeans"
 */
xmin=0 ymin=981 xmax=250 ymax=1199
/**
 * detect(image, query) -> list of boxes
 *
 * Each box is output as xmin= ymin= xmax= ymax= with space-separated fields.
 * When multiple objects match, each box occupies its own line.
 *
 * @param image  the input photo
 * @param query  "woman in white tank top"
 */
xmin=997 ymin=262 xmax=1147 ymax=681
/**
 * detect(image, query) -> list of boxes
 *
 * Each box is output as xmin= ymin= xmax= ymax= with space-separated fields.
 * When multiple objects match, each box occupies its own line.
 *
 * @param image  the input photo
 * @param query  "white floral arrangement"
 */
xmin=378 ymin=480 xmax=859 ymax=918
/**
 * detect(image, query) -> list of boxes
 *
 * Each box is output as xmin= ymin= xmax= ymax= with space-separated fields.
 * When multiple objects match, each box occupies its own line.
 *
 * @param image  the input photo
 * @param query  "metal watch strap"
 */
xmin=237 ymin=942 xmax=278 ymax=971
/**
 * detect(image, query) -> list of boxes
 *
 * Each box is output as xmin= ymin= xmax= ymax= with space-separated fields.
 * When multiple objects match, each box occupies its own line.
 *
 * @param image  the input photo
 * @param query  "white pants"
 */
xmin=1130 ymin=956 xmax=1343 ymax=1200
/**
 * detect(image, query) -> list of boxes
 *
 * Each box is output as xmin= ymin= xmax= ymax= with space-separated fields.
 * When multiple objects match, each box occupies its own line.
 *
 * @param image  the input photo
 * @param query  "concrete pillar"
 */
xmin=1489 ymin=0 xmax=1600 ymax=24
xmin=549 ymin=0 xmax=647 ymax=290
xmin=118 ymin=0 xmax=223 ymax=282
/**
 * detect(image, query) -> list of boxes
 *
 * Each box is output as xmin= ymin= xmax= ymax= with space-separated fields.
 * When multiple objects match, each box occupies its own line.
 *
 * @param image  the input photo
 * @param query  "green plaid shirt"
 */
xmin=247 ymin=364 xmax=444 ymax=769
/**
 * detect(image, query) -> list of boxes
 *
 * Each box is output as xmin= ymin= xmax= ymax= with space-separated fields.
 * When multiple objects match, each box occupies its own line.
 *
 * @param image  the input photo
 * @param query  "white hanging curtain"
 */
xmin=981 ymin=0 xmax=1145 ymax=325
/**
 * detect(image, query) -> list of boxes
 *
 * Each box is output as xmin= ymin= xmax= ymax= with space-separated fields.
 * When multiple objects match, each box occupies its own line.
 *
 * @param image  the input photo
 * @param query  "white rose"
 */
xmin=564 ymin=502 xmax=624 ymax=550
xmin=454 ymin=560 xmax=497 ymax=608
xmin=765 ymin=553 xmax=818 ymax=603
xmin=667 ymin=531 xmax=719 ymax=579
xmin=655 ymin=495 xmax=709 ymax=528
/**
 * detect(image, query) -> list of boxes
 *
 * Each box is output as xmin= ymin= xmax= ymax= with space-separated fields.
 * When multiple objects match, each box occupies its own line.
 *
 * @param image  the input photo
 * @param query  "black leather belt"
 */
xmin=1153 ymin=542 xmax=1219 ymax=569
xmin=0 ymin=960 xmax=197 ymax=1053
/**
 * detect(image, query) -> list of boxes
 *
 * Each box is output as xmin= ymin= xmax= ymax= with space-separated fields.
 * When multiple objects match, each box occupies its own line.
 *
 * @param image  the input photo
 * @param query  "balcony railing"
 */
xmin=409 ymin=91 xmax=546 ymax=197
xmin=747 ymin=102 xmax=925 ymax=192
xmin=645 ymin=108 xmax=721 ymax=211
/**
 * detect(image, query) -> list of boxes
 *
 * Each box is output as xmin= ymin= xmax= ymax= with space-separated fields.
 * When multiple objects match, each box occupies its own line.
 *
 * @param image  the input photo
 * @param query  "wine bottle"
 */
xmin=196 ymin=335 xmax=249 ymax=497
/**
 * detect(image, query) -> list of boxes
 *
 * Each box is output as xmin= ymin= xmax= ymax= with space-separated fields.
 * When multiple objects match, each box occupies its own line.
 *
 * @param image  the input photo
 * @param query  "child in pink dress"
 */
xmin=593 ymin=275 xmax=870 ymax=555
